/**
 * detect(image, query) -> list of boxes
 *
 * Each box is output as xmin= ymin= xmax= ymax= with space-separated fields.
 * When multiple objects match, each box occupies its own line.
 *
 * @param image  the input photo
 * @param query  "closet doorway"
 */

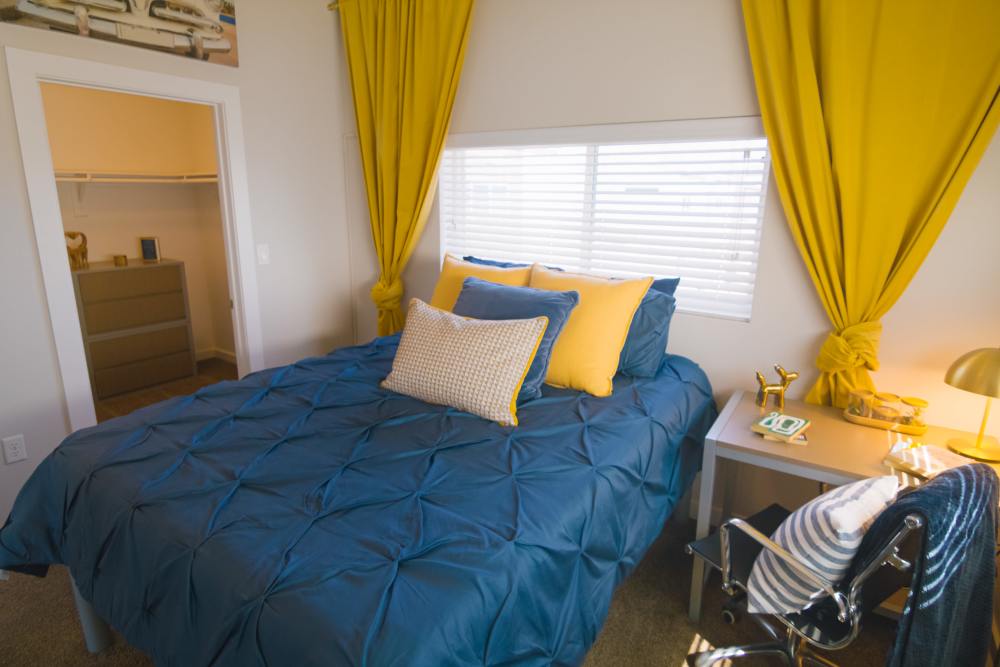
xmin=43 ymin=83 xmax=239 ymax=423
xmin=6 ymin=48 xmax=264 ymax=434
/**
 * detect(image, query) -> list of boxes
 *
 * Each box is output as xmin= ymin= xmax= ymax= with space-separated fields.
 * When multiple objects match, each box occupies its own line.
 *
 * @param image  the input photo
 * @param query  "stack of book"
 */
xmin=884 ymin=444 xmax=974 ymax=480
xmin=751 ymin=411 xmax=811 ymax=445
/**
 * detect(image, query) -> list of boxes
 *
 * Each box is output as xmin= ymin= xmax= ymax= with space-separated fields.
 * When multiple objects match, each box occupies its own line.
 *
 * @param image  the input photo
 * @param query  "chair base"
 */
xmin=687 ymin=615 xmax=840 ymax=667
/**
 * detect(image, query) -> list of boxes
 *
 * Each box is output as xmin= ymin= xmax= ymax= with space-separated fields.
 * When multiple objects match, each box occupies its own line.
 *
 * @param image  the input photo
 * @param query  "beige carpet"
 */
xmin=0 ymin=517 xmax=891 ymax=666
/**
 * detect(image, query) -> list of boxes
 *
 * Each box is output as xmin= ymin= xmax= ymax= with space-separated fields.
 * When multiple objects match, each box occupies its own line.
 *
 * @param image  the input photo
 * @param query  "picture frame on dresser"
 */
xmin=139 ymin=236 xmax=161 ymax=263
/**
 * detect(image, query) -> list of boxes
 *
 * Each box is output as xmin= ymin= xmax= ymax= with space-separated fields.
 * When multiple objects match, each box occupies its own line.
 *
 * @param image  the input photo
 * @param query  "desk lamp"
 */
xmin=945 ymin=347 xmax=1000 ymax=462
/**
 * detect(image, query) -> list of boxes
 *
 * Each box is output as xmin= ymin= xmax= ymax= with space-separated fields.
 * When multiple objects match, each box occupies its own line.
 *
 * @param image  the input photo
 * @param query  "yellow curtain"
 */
xmin=742 ymin=0 xmax=1000 ymax=407
xmin=338 ymin=0 xmax=475 ymax=335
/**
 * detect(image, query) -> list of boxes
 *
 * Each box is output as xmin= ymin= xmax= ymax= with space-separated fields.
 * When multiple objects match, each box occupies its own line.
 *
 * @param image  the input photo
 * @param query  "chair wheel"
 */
xmin=721 ymin=595 xmax=744 ymax=625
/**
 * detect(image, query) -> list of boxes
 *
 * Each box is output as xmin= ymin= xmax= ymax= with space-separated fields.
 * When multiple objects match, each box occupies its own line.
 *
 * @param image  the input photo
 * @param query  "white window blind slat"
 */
xmin=440 ymin=135 xmax=771 ymax=321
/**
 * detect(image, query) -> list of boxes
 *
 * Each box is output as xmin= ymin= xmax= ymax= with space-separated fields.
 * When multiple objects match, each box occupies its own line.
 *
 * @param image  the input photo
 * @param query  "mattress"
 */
xmin=0 ymin=335 xmax=716 ymax=666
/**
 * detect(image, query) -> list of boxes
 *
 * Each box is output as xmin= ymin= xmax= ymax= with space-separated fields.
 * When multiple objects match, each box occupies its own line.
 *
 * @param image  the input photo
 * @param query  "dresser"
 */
xmin=72 ymin=259 xmax=196 ymax=399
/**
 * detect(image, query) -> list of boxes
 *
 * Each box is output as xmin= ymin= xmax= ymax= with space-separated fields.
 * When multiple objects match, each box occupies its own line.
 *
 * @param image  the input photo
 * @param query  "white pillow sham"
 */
xmin=381 ymin=299 xmax=548 ymax=426
xmin=747 ymin=475 xmax=899 ymax=614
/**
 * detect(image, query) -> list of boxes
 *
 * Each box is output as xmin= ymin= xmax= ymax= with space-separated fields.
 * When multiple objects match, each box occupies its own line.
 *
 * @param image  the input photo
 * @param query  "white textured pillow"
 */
xmin=382 ymin=299 xmax=548 ymax=426
xmin=747 ymin=475 xmax=899 ymax=614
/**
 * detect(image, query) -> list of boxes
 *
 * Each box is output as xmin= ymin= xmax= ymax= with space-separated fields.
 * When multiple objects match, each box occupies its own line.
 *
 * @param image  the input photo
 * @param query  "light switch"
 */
xmin=256 ymin=244 xmax=271 ymax=265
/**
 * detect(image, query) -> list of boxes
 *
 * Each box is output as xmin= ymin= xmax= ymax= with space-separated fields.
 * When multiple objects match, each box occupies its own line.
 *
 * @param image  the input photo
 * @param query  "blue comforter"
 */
xmin=1 ymin=336 xmax=715 ymax=666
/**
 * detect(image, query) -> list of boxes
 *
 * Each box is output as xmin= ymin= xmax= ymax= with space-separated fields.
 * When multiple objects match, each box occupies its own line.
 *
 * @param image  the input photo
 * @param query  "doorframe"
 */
xmin=5 ymin=47 xmax=265 ymax=433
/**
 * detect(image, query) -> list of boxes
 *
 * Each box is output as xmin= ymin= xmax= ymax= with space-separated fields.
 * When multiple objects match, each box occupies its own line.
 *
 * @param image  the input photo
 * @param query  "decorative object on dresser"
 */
xmin=754 ymin=364 xmax=798 ymax=410
xmin=112 ymin=254 xmax=128 ymax=267
xmin=71 ymin=259 xmax=195 ymax=399
xmin=65 ymin=231 xmax=89 ymax=270
xmin=944 ymin=347 xmax=1000 ymax=462
xmin=139 ymin=236 xmax=161 ymax=263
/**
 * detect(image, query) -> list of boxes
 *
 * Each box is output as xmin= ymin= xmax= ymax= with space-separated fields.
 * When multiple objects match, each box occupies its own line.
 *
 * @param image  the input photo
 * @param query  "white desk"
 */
xmin=688 ymin=389 xmax=974 ymax=622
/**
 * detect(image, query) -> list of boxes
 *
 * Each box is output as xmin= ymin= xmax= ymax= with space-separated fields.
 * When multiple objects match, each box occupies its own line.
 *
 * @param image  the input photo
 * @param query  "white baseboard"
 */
xmin=195 ymin=347 xmax=237 ymax=365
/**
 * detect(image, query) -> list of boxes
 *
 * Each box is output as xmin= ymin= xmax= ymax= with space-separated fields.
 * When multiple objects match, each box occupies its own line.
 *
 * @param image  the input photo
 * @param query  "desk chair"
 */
xmin=686 ymin=503 xmax=923 ymax=666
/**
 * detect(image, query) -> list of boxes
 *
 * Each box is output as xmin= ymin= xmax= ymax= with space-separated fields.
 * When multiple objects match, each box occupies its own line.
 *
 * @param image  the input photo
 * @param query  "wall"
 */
xmin=344 ymin=0 xmax=1000 ymax=514
xmin=56 ymin=181 xmax=235 ymax=360
xmin=0 ymin=1 xmax=353 ymax=518
xmin=40 ymin=82 xmax=218 ymax=176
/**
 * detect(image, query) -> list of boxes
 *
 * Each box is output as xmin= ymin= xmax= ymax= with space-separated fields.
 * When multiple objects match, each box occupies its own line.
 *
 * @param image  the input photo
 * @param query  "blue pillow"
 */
xmin=618 ymin=278 xmax=680 ymax=377
xmin=650 ymin=277 xmax=680 ymax=297
xmin=453 ymin=277 xmax=579 ymax=402
xmin=462 ymin=255 xmax=564 ymax=272
xmin=462 ymin=255 xmax=526 ymax=268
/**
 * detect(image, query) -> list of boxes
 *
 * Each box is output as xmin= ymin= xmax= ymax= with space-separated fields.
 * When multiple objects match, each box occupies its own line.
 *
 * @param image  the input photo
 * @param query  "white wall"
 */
xmin=344 ymin=0 xmax=1000 ymax=514
xmin=0 ymin=1 xmax=353 ymax=518
xmin=56 ymin=182 xmax=235 ymax=360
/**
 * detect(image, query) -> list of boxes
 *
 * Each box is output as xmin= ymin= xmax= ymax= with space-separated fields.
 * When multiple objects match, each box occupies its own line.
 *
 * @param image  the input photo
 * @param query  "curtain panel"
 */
xmin=742 ymin=0 xmax=1000 ymax=407
xmin=338 ymin=0 xmax=475 ymax=335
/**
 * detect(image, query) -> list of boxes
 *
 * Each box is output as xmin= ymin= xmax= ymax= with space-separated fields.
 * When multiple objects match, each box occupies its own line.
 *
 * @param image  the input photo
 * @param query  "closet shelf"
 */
xmin=55 ymin=171 xmax=218 ymax=185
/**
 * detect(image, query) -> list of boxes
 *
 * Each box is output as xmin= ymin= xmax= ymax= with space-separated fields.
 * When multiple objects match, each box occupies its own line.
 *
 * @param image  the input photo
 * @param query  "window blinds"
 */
xmin=439 ymin=137 xmax=771 ymax=320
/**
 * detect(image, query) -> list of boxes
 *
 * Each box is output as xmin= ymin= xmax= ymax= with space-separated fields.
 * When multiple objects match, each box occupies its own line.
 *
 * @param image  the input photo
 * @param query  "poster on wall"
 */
xmin=0 ymin=1 xmax=238 ymax=67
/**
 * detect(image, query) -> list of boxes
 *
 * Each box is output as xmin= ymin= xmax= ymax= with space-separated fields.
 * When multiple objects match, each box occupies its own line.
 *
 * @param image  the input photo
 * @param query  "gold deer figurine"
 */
xmin=65 ymin=231 xmax=89 ymax=270
xmin=66 ymin=232 xmax=90 ymax=269
xmin=755 ymin=364 xmax=799 ymax=411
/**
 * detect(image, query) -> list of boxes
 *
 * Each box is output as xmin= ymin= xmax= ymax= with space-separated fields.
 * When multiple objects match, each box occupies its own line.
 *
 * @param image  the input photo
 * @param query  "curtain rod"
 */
xmin=327 ymin=2 xmax=338 ymax=9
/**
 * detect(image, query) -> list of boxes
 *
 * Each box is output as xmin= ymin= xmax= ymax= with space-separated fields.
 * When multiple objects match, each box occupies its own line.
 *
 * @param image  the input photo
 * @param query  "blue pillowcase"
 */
xmin=462 ymin=256 xmax=564 ymax=271
xmin=618 ymin=278 xmax=679 ymax=377
xmin=453 ymin=277 xmax=579 ymax=402
xmin=461 ymin=255 xmax=525 ymax=268
xmin=649 ymin=277 xmax=680 ymax=298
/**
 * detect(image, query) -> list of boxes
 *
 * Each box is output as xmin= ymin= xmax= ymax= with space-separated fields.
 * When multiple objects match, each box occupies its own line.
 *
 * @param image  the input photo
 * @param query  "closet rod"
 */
xmin=54 ymin=172 xmax=218 ymax=185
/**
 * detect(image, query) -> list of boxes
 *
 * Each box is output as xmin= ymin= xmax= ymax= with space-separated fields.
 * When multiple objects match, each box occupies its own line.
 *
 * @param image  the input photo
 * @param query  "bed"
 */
xmin=0 ymin=334 xmax=716 ymax=666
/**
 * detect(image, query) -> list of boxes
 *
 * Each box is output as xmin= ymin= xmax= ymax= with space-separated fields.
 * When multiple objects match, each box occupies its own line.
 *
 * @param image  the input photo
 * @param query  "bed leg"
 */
xmin=71 ymin=577 xmax=112 ymax=653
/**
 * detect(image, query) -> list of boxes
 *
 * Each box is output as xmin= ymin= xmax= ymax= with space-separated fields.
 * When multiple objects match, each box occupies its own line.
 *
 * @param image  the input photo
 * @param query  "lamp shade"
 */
xmin=945 ymin=347 xmax=1000 ymax=399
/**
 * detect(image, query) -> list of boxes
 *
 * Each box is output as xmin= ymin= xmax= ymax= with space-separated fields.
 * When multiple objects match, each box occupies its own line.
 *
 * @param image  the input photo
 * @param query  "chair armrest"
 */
xmin=720 ymin=518 xmax=850 ymax=621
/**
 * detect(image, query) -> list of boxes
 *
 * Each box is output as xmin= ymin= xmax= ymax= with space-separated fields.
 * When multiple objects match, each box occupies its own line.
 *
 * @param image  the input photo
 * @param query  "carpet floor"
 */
xmin=0 ymin=516 xmax=892 ymax=666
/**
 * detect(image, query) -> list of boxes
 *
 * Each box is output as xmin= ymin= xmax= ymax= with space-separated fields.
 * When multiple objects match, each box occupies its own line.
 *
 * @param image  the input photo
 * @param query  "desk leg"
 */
xmin=689 ymin=438 xmax=717 ymax=623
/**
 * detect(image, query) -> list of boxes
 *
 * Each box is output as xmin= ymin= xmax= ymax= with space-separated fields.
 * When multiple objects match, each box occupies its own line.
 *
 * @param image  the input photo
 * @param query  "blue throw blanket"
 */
xmin=1 ymin=335 xmax=716 ymax=666
xmin=851 ymin=463 xmax=998 ymax=667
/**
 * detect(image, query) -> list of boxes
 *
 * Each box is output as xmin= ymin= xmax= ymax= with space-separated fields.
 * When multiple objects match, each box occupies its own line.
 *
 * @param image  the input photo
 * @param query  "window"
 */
xmin=438 ymin=120 xmax=771 ymax=320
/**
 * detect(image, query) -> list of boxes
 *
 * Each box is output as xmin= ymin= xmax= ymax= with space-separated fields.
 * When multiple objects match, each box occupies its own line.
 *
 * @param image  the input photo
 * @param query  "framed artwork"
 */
xmin=139 ymin=236 xmax=161 ymax=263
xmin=0 ymin=1 xmax=239 ymax=67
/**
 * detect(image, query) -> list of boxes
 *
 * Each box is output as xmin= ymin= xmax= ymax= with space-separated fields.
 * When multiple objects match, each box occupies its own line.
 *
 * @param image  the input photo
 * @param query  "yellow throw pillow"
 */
xmin=429 ymin=254 xmax=532 ymax=311
xmin=529 ymin=265 xmax=652 ymax=397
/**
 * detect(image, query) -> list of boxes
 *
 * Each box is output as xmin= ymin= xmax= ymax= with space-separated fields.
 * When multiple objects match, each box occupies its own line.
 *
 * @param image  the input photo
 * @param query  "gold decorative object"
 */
xmin=113 ymin=255 xmax=128 ymax=267
xmin=65 ymin=231 xmax=89 ymax=270
xmin=755 ymin=364 xmax=799 ymax=411
xmin=843 ymin=390 xmax=928 ymax=436
xmin=944 ymin=347 xmax=1000 ymax=462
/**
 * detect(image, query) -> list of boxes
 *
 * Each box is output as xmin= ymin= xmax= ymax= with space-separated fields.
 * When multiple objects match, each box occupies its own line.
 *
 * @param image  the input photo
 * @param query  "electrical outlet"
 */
xmin=2 ymin=434 xmax=27 ymax=464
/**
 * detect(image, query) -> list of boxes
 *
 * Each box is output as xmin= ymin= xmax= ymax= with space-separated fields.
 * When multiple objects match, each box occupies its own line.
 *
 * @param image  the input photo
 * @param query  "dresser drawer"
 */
xmin=88 ymin=325 xmax=191 ymax=371
xmin=93 ymin=350 xmax=194 ymax=398
xmin=83 ymin=292 xmax=187 ymax=335
xmin=77 ymin=264 xmax=183 ymax=303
